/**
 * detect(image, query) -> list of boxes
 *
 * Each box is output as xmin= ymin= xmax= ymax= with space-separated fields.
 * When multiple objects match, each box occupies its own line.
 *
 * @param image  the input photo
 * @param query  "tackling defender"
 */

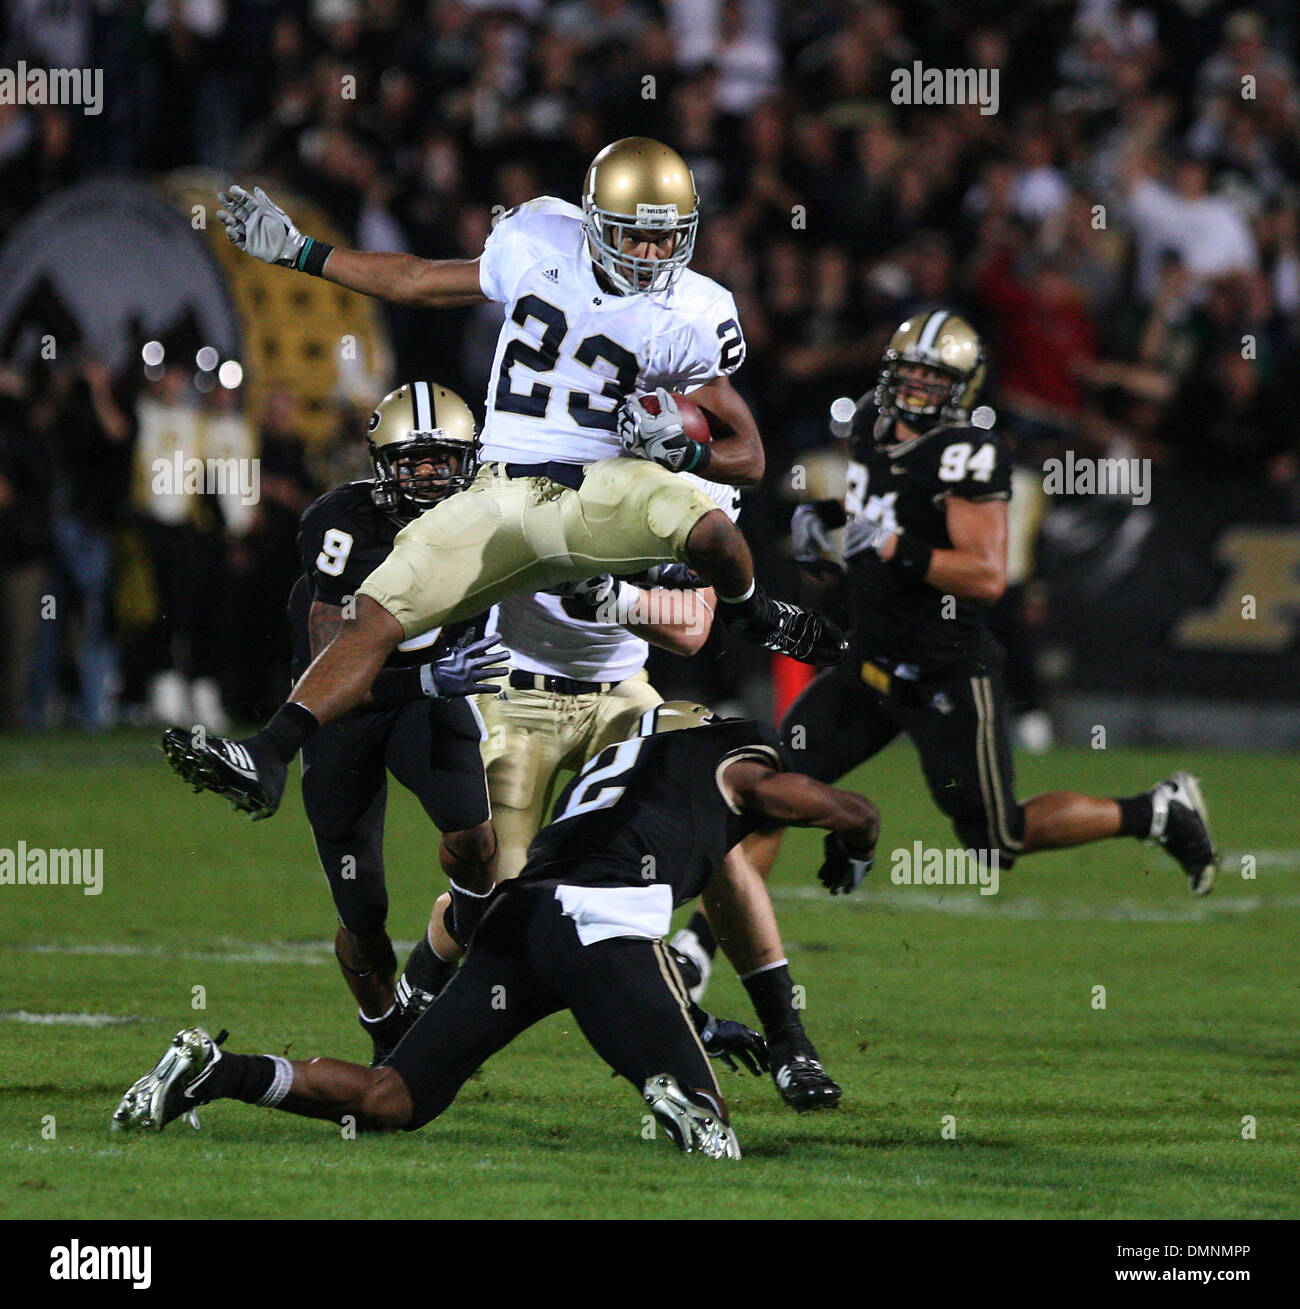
xmin=420 ymin=476 xmax=844 ymax=1109
xmin=162 ymin=137 xmax=845 ymax=822
xmin=287 ymin=382 xmax=505 ymax=1062
xmin=115 ymin=706 xmax=880 ymax=1159
xmin=724 ymin=311 xmax=1217 ymax=933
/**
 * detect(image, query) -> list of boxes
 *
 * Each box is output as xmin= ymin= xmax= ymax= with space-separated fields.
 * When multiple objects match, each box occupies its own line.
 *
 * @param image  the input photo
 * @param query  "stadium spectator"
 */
xmin=0 ymin=0 xmax=1297 ymax=728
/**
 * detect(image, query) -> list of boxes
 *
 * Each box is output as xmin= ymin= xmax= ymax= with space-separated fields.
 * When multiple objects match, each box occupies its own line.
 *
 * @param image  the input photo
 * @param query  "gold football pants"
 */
xmin=475 ymin=670 xmax=664 ymax=880
xmin=357 ymin=459 xmax=718 ymax=638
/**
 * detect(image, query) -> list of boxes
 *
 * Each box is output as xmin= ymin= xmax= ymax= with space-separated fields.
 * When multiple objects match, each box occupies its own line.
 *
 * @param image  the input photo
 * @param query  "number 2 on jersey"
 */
xmin=552 ymin=736 xmax=647 ymax=822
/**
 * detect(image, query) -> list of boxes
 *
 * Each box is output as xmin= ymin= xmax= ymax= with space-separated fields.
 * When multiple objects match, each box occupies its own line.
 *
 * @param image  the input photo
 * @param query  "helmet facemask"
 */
xmin=583 ymin=205 xmax=698 ymax=295
xmin=370 ymin=435 xmax=477 ymax=519
xmin=875 ymin=358 xmax=967 ymax=431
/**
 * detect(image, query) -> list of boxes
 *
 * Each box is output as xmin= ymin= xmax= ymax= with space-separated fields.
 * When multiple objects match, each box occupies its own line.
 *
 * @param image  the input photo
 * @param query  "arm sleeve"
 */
xmin=653 ymin=289 xmax=747 ymax=391
xmin=296 ymin=497 xmax=360 ymax=606
xmin=477 ymin=205 xmax=536 ymax=304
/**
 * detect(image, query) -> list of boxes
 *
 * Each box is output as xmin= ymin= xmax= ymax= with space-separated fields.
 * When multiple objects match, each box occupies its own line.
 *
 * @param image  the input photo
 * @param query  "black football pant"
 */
xmin=301 ymin=697 xmax=490 ymax=936
xmin=385 ymin=880 xmax=719 ymax=1130
xmin=781 ymin=638 xmax=1026 ymax=862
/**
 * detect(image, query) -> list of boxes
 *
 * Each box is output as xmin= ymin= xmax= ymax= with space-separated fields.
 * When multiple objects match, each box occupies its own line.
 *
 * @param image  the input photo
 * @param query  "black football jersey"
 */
xmin=843 ymin=399 xmax=1011 ymax=673
xmin=289 ymin=481 xmax=479 ymax=677
xmin=519 ymin=720 xmax=789 ymax=906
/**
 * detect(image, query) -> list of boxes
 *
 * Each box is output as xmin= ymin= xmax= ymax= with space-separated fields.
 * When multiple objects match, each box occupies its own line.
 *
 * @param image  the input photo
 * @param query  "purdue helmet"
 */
xmin=637 ymin=701 xmax=720 ymax=736
xmin=367 ymin=381 xmax=478 ymax=518
xmin=874 ymin=310 xmax=986 ymax=432
xmin=582 ymin=137 xmax=699 ymax=295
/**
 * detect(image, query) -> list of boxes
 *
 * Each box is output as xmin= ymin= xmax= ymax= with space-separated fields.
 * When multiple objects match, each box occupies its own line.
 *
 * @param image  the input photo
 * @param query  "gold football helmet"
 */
xmin=582 ymin=137 xmax=699 ymax=294
xmin=637 ymin=701 xmax=720 ymax=736
xmin=368 ymin=381 xmax=478 ymax=518
xmin=874 ymin=310 xmax=986 ymax=431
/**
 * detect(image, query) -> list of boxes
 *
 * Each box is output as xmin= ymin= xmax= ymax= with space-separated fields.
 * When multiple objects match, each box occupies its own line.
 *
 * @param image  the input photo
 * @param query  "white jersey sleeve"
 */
xmin=478 ymin=196 xmax=579 ymax=305
xmin=647 ymin=280 xmax=747 ymax=393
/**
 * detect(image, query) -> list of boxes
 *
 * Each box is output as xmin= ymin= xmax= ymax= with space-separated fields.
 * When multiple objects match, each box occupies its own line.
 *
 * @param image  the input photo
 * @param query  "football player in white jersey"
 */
xmin=164 ymin=137 xmax=846 ymax=823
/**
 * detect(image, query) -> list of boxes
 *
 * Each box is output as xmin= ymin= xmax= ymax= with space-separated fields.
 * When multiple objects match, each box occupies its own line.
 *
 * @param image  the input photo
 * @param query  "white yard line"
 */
xmin=768 ymin=885 xmax=1300 ymax=922
xmin=0 ymin=1011 xmax=144 ymax=1025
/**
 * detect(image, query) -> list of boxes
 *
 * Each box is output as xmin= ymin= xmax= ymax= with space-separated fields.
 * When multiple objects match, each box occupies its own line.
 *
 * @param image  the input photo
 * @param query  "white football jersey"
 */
xmin=476 ymin=196 xmax=747 ymax=465
xmin=488 ymin=475 xmax=741 ymax=683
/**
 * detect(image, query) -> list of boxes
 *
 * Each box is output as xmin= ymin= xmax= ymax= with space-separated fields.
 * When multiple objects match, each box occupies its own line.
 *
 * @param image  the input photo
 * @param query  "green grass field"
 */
xmin=2 ymin=729 xmax=1297 ymax=1219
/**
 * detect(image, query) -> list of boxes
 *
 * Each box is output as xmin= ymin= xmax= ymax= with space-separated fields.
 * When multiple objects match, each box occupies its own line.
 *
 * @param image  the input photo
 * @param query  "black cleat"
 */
xmin=161 ymin=728 xmax=286 ymax=821
xmin=770 ymin=1038 xmax=842 ymax=1112
xmin=1149 ymin=771 xmax=1218 ymax=896
xmin=721 ymin=585 xmax=847 ymax=667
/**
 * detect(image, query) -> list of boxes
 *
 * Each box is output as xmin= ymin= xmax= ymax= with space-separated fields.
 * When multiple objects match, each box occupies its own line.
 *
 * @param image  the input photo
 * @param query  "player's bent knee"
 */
xmin=952 ymin=809 xmax=1023 ymax=870
xmin=444 ymin=820 xmax=497 ymax=865
xmin=358 ymin=1066 xmax=414 ymax=1131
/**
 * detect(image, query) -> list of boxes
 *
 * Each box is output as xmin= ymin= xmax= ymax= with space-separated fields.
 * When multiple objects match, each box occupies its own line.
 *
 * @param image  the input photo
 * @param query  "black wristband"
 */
xmin=684 ymin=439 xmax=712 ymax=474
xmin=889 ymin=533 xmax=933 ymax=579
xmin=295 ymin=236 xmax=334 ymax=277
xmin=370 ymin=664 xmax=428 ymax=708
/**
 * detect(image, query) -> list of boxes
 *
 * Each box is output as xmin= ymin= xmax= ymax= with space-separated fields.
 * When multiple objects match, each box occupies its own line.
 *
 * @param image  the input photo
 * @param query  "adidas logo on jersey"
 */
xmin=543 ymin=267 xmax=559 ymax=282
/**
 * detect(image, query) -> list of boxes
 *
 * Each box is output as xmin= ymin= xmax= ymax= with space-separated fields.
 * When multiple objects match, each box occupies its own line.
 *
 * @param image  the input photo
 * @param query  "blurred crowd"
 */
xmin=2 ymin=0 xmax=1299 ymax=731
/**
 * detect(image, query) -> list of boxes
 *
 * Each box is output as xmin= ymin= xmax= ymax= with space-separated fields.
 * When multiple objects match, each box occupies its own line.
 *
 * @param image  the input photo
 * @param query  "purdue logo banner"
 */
xmin=1039 ymin=472 xmax=1300 ymax=699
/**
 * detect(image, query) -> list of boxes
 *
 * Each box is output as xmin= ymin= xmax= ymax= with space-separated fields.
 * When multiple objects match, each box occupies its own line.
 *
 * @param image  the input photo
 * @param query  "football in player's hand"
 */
xmin=637 ymin=391 xmax=713 ymax=443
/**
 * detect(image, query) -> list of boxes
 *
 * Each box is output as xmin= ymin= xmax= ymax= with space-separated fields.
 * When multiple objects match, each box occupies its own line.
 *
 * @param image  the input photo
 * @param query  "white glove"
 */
xmin=842 ymin=516 xmax=895 ymax=561
xmin=617 ymin=388 xmax=703 ymax=473
xmin=791 ymin=503 xmax=839 ymax=567
xmin=216 ymin=185 xmax=307 ymax=267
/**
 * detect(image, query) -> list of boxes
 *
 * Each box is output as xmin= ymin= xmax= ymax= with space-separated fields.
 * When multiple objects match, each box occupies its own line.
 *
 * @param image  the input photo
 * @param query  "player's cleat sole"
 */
xmin=771 ymin=1051 xmax=842 ymax=1112
xmin=643 ymin=1074 xmax=741 ymax=1159
xmin=111 ymin=1026 xmax=228 ymax=1133
xmin=161 ymin=728 xmax=285 ymax=820
xmin=1150 ymin=771 xmax=1218 ymax=896
xmin=721 ymin=586 xmax=847 ymax=667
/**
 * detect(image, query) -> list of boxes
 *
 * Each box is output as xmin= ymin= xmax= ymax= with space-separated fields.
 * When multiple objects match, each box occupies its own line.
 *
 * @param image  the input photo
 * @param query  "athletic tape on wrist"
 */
xmin=296 ymin=237 xmax=334 ymax=277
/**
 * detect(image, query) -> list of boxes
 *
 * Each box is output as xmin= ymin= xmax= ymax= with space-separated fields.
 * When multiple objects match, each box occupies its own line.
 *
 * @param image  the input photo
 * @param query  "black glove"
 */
xmin=697 ymin=1012 xmax=769 ymax=1075
xmin=424 ymin=634 xmax=509 ymax=698
xmin=640 ymin=563 xmax=704 ymax=590
xmin=817 ymin=830 xmax=875 ymax=896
